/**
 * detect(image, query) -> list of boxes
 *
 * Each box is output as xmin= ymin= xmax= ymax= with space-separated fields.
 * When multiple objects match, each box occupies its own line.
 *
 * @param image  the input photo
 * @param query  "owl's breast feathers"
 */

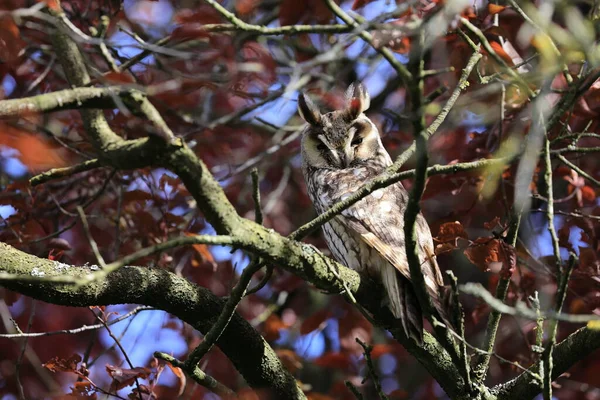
xmin=307 ymin=166 xmax=449 ymax=340
xmin=309 ymin=167 xmax=441 ymax=279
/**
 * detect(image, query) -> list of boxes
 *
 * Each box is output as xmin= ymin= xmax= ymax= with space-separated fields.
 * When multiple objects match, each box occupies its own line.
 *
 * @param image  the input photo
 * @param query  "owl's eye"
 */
xmin=317 ymin=143 xmax=328 ymax=151
xmin=351 ymin=137 xmax=363 ymax=146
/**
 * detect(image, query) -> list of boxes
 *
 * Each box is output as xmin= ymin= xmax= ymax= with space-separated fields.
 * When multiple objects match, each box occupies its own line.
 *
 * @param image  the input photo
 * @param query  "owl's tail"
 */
xmin=423 ymin=247 xmax=456 ymax=333
xmin=381 ymin=267 xmax=424 ymax=344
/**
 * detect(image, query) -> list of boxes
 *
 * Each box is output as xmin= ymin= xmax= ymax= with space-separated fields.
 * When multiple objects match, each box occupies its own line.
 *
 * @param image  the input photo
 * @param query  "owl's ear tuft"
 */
xmin=298 ymin=92 xmax=322 ymax=126
xmin=343 ymin=82 xmax=370 ymax=121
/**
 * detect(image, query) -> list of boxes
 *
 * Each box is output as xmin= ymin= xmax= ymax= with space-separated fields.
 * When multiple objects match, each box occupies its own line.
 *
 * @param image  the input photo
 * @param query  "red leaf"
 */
xmin=581 ymin=185 xmax=596 ymax=204
xmin=263 ymin=314 xmax=287 ymax=342
xmin=236 ymin=0 xmax=259 ymax=15
xmin=165 ymin=360 xmax=186 ymax=396
xmin=483 ymin=217 xmax=502 ymax=231
xmin=489 ymin=40 xmax=515 ymax=66
xmin=464 ymin=238 xmax=516 ymax=278
xmin=103 ymin=71 xmax=135 ymax=84
xmin=436 ymin=221 xmax=469 ymax=243
xmin=351 ymin=0 xmax=373 ymax=10
xmin=463 ymin=238 xmax=501 ymax=273
xmin=0 ymin=123 xmax=66 ymax=170
xmin=488 ymin=4 xmax=506 ymax=15
xmin=558 ymin=224 xmax=574 ymax=252
xmin=184 ymin=232 xmax=217 ymax=269
xmin=569 ymin=298 xmax=587 ymax=314
xmin=471 ymin=302 xmax=490 ymax=325
xmin=309 ymin=0 xmax=333 ymax=24
xmin=3 ymin=290 xmax=20 ymax=307
xmin=173 ymin=7 xmax=222 ymax=24
xmin=128 ymin=385 xmax=152 ymax=400
xmin=370 ymin=344 xmax=395 ymax=359
xmin=69 ymin=381 xmax=97 ymax=399
xmin=388 ymin=389 xmax=410 ymax=399
xmin=580 ymin=247 xmax=598 ymax=271
xmin=159 ymin=173 xmax=182 ymax=190
xmin=170 ymin=25 xmax=213 ymax=41
xmin=276 ymin=349 xmax=303 ymax=374
xmin=46 ymin=0 xmax=61 ymax=11
xmin=313 ymin=352 xmax=351 ymax=369
xmin=461 ymin=7 xmax=477 ymax=19
xmin=0 ymin=16 xmax=25 ymax=65
xmin=106 ymin=365 xmax=151 ymax=391
xmin=238 ymin=388 xmax=261 ymax=400
xmin=300 ymin=308 xmax=331 ymax=335
xmin=279 ymin=0 xmax=307 ymax=26
xmin=43 ymin=354 xmax=82 ymax=373
xmin=123 ymin=189 xmax=154 ymax=203
xmin=338 ymin=304 xmax=371 ymax=353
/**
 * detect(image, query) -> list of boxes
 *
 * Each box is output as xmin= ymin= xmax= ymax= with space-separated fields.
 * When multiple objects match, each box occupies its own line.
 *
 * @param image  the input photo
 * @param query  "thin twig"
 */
xmin=389 ymin=49 xmax=482 ymax=172
xmin=76 ymin=206 xmax=106 ymax=268
xmin=154 ymin=352 xmax=235 ymax=397
xmin=15 ymin=301 xmax=36 ymax=400
xmin=356 ymin=338 xmax=388 ymax=400
xmin=345 ymin=381 xmax=364 ymax=399
xmin=556 ymin=154 xmax=600 ymax=187
xmin=472 ymin=209 xmax=522 ymax=383
xmin=543 ymin=253 xmax=577 ymax=400
xmin=460 ymin=280 xmax=597 ymax=324
xmin=323 ymin=0 xmax=412 ymax=83
xmin=251 ymin=168 xmax=263 ymax=225
xmin=459 ymin=17 xmax=535 ymax=97
xmin=447 ymin=271 xmax=471 ymax=390
xmin=30 ymin=159 xmax=103 ymax=186
xmin=0 ymin=306 xmax=153 ymax=338
xmin=91 ymin=308 xmax=144 ymax=400
xmin=506 ymin=0 xmax=572 ymax=84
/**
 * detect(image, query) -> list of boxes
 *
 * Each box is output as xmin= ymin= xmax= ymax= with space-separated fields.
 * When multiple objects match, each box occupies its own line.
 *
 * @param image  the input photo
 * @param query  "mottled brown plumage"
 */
xmin=299 ymin=83 xmax=447 ymax=343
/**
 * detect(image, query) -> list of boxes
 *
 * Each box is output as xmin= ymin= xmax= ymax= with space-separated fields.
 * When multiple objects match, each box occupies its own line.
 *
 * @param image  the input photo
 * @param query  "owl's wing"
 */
xmin=333 ymin=185 xmax=444 ymax=291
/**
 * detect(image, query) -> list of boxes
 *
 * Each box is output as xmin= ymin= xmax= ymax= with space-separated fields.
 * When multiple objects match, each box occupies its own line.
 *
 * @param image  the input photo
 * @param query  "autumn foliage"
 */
xmin=1 ymin=0 xmax=600 ymax=399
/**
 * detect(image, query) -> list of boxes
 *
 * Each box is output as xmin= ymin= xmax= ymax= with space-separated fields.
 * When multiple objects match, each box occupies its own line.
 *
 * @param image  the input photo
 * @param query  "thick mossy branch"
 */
xmin=0 ymin=243 xmax=305 ymax=399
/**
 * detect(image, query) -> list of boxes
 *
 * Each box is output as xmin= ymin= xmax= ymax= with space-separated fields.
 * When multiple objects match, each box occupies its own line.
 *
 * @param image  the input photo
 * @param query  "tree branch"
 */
xmin=0 ymin=87 xmax=123 ymax=118
xmin=8 ymin=3 xmax=475 ymax=398
xmin=30 ymin=159 xmax=103 ymax=186
xmin=323 ymin=0 xmax=412 ymax=83
xmin=471 ymin=204 xmax=523 ymax=383
xmin=0 ymin=242 xmax=303 ymax=399
xmin=154 ymin=352 xmax=235 ymax=397
xmin=495 ymin=327 xmax=600 ymax=400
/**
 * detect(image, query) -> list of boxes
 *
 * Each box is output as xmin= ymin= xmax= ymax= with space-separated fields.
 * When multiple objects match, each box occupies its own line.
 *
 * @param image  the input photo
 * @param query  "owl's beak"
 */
xmin=339 ymin=147 xmax=353 ymax=168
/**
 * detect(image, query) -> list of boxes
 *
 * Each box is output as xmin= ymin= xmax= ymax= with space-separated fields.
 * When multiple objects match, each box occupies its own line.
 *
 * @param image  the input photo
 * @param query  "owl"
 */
xmin=299 ymin=83 xmax=447 ymax=343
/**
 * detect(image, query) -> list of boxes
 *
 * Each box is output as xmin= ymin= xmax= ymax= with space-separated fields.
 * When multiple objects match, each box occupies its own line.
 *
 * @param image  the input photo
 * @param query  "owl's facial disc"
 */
xmin=303 ymin=115 xmax=379 ymax=169
xmin=351 ymin=117 xmax=380 ymax=163
xmin=299 ymin=84 xmax=380 ymax=170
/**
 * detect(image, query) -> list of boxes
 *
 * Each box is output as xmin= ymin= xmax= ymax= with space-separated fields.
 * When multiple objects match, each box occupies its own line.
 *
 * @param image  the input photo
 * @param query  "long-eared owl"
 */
xmin=299 ymin=83 xmax=447 ymax=343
